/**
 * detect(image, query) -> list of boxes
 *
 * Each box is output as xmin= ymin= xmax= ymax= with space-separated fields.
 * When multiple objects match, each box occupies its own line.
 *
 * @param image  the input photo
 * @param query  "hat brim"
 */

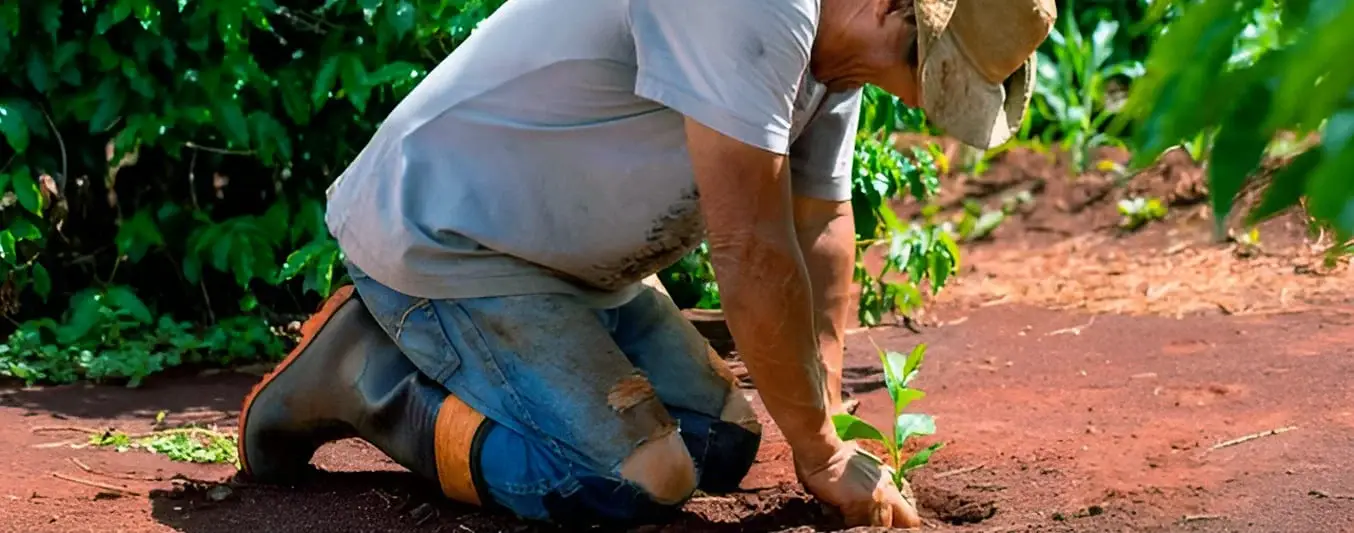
xmin=918 ymin=30 xmax=1035 ymax=150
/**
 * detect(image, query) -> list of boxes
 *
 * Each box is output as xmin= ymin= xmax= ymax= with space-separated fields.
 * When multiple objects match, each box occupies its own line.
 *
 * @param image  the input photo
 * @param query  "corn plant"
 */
xmin=1027 ymin=5 xmax=1145 ymax=172
xmin=832 ymin=343 xmax=944 ymax=489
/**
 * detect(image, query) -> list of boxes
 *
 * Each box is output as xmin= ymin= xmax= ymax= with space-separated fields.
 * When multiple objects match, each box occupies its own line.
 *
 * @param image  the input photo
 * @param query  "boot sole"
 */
xmin=237 ymin=285 xmax=358 ymax=476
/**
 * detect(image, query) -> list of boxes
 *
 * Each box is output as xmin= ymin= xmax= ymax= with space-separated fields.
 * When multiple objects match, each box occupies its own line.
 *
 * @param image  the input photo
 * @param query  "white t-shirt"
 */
xmin=326 ymin=0 xmax=861 ymax=308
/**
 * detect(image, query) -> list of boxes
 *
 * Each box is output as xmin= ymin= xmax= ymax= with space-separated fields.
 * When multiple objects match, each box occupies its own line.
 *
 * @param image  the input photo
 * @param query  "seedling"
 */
xmin=831 ymin=342 xmax=943 ymax=490
xmin=1117 ymin=196 xmax=1167 ymax=231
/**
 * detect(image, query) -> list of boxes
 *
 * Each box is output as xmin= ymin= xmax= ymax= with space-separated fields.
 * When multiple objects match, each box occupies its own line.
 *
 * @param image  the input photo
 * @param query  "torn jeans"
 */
xmin=346 ymin=262 xmax=760 ymax=524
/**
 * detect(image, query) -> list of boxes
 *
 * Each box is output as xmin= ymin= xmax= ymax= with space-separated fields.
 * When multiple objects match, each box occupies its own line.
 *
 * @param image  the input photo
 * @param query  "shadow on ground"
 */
xmin=148 ymin=470 xmax=837 ymax=533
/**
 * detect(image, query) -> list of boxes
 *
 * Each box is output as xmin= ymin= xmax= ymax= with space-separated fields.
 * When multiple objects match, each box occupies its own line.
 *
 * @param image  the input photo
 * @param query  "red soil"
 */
xmin=3 ymin=145 xmax=1352 ymax=532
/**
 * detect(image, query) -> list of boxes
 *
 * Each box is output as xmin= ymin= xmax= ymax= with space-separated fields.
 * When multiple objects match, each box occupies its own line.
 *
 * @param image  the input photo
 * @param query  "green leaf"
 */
xmin=8 ymin=218 xmax=40 ymax=241
xmin=277 ymin=71 xmax=311 ymax=124
xmin=1207 ymin=85 xmax=1274 ymax=237
xmin=893 ymin=388 xmax=925 ymax=414
xmin=894 ymin=413 xmax=936 ymax=445
xmin=901 ymin=442 xmax=945 ymax=474
xmin=386 ymin=0 xmax=416 ymax=38
xmin=0 ymin=231 xmax=15 ymax=263
xmin=879 ymin=348 xmax=910 ymax=406
xmin=58 ymin=290 xmax=105 ymax=344
xmin=182 ymin=254 xmax=202 ymax=284
xmin=832 ymin=413 xmax=887 ymax=444
xmin=12 ymin=171 xmax=43 ymax=214
xmin=27 ymin=54 xmax=52 ymax=93
xmin=89 ymin=79 xmax=127 ymax=133
xmin=1245 ymin=148 xmax=1321 ymax=225
xmin=30 ymin=263 xmax=50 ymax=302
xmin=106 ymin=286 xmax=154 ymax=324
xmin=215 ymin=100 xmax=250 ymax=146
xmin=311 ymin=55 xmax=343 ymax=106
xmin=902 ymin=343 xmax=926 ymax=386
xmin=341 ymin=55 xmax=371 ymax=113
xmin=0 ymin=100 xmax=32 ymax=152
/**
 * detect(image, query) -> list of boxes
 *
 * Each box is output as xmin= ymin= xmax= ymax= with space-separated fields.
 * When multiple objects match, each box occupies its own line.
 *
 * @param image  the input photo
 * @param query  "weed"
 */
xmin=88 ymin=412 xmax=239 ymax=467
xmin=0 ymin=286 xmax=286 ymax=387
xmin=831 ymin=342 xmax=944 ymax=490
xmin=1117 ymin=196 xmax=1167 ymax=231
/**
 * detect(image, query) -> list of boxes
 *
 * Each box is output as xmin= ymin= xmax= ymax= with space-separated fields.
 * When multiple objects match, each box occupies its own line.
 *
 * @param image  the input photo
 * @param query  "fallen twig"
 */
xmin=934 ymin=464 xmax=985 ymax=479
xmin=31 ymin=425 xmax=103 ymax=434
xmin=1181 ymin=514 xmax=1223 ymax=523
xmin=1309 ymin=490 xmax=1354 ymax=501
xmin=70 ymin=458 xmax=160 ymax=482
xmin=1047 ymin=316 xmax=1096 ymax=336
xmin=51 ymin=472 xmax=143 ymax=496
xmin=1211 ymin=426 xmax=1298 ymax=451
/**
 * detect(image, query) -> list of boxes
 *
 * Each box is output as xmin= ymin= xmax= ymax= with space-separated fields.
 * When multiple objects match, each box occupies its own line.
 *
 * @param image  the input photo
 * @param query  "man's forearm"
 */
xmin=708 ymin=227 xmax=840 ymax=466
xmin=792 ymin=196 xmax=857 ymax=414
xmin=682 ymin=118 xmax=842 ymax=468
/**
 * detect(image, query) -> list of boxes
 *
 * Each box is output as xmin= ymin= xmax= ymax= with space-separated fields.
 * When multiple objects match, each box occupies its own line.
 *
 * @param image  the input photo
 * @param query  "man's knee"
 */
xmin=619 ymin=430 xmax=698 ymax=505
xmin=720 ymin=388 xmax=762 ymax=435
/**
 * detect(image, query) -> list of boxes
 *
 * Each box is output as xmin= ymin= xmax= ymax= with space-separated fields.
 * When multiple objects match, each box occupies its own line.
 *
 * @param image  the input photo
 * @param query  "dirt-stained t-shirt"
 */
xmin=325 ymin=0 xmax=861 ymax=308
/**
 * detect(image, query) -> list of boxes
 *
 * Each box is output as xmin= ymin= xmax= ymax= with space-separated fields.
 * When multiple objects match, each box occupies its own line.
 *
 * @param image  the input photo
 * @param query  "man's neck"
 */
xmin=810 ymin=0 xmax=874 ymax=91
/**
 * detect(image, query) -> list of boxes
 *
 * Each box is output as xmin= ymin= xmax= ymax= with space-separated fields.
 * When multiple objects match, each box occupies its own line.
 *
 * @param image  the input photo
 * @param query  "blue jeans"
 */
xmin=346 ymin=264 xmax=759 ymax=524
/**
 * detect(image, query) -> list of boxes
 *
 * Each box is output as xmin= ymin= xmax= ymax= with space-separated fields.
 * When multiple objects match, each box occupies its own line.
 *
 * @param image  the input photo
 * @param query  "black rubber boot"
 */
xmin=237 ymin=286 xmax=492 ymax=506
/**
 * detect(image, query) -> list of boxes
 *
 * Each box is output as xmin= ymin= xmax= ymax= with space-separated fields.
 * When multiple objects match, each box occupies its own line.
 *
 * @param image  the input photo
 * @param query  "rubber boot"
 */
xmin=237 ymin=286 xmax=492 ymax=507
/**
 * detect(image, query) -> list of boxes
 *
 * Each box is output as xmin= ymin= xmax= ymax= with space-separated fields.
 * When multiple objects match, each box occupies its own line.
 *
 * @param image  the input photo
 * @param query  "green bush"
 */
xmin=0 ymin=0 xmax=507 ymax=385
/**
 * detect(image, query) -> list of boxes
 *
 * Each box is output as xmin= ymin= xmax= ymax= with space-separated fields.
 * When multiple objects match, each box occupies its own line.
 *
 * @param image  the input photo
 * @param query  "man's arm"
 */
xmin=683 ymin=119 xmax=841 ymax=467
xmin=787 ymin=88 xmax=864 ymax=414
xmin=792 ymin=195 xmax=856 ymax=414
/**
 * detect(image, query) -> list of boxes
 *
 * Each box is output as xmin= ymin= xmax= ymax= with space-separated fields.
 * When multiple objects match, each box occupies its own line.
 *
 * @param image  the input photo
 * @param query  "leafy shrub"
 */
xmin=0 ymin=0 xmax=507 ymax=384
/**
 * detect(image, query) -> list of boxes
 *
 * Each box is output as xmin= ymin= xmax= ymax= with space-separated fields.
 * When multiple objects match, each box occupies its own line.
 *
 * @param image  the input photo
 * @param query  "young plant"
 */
xmin=831 ymin=343 xmax=944 ymax=490
xmin=1117 ymin=196 xmax=1167 ymax=231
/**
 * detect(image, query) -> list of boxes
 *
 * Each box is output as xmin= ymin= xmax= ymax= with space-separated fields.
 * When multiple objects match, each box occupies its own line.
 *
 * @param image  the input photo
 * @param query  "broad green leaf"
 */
xmin=901 ymin=442 xmax=945 ymax=474
xmin=0 ymin=231 xmax=15 ymax=264
xmin=8 ymin=218 xmax=41 ymax=242
xmin=1207 ymin=83 xmax=1276 ymax=237
xmin=58 ymin=290 xmax=105 ymax=344
xmin=312 ymin=55 xmax=343 ymax=106
xmin=341 ymin=55 xmax=371 ymax=113
xmin=894 ymin=413 xmax=936 ymax=445
xmin=30 ymin=263 xmax=50 ymax=302
xmin=893 ymin=388 xmax=925 ymax=414
xmin=106 ymin=286 xmax=154 ymax=324
xmin=832 ymin=413 xmax=887 ymax=444
xmin=27 ymin=54 xmax=52 ymax=93
xmin=12 ymin=171 xmax=43 ymax=214
xmin=1245 ymin=148 xmax=1321 ymax=225
xmin=902 ymin=344 xmax=926 ymax=386
xmin=89 ymin=79 xmax=126 ymax=133
xmin=879 ymin=348 xmax=910 ymax=404
xmin=0 ymin=101 xmax=32 ymax=152
xmin=1302 ymin=111 xmax=1354 ymax=240
xmin=182 ymin=254 xmax=202 ymax=284
xmin=386 ymin=0 xmax=416 ymax=38
xmin=216 ymin=100 xmax=250 ymax=146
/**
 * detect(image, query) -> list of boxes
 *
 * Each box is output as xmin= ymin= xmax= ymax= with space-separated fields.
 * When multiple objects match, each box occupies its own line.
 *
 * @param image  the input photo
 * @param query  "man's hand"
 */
xmin=799 ymin=443 xmax=922 ymax=528
xmin=683 ymin=118 xmax=919 ymax=527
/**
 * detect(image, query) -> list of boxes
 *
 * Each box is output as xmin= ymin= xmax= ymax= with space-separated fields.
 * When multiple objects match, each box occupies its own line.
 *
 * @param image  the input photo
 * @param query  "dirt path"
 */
xmin=2 ymin=300 xmax=1351 ymax=532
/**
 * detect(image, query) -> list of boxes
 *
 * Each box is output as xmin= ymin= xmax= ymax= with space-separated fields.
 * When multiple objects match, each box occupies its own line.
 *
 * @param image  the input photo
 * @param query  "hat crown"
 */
xmin=917 ymin=0 xmax=1056 ymax=84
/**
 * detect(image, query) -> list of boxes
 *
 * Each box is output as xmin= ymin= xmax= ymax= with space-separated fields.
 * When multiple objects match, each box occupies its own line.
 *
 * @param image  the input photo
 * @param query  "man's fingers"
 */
xmin=892 ymin=500 xmax=921 ymax=530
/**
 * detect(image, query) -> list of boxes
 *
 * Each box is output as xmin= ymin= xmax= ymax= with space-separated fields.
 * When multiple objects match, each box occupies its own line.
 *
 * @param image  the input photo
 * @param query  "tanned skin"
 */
xmin=681 ymin=0 xmax=924 ymax=527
